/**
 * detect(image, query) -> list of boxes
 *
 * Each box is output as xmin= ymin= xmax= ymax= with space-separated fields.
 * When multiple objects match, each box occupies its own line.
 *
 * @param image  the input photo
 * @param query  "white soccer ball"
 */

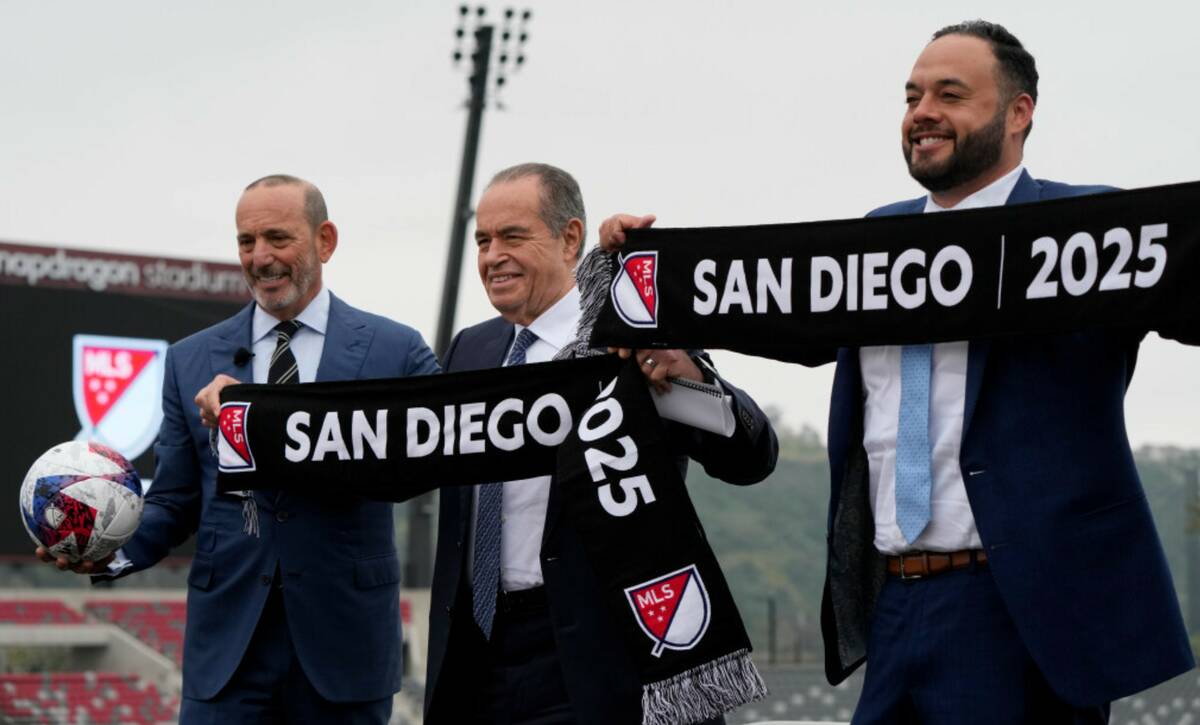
xmin=20 ymin=441 xmax=144 ymax=563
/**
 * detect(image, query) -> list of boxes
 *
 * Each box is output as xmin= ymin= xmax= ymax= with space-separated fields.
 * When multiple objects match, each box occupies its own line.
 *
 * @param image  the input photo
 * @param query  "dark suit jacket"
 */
xmin=102 ymin=294 xmax=439 ymax=702
xmin=424 ymin=315 xmax=779 ymax=724
xmin=820 ymin=171 xmax=1195 ymax=706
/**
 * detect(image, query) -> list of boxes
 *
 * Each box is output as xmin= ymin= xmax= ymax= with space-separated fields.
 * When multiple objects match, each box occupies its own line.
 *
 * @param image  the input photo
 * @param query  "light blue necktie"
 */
xmin=471 ymin=327 xmax=539 ymax=639
xmin=895 ymin=344 xmax=933 ymax=544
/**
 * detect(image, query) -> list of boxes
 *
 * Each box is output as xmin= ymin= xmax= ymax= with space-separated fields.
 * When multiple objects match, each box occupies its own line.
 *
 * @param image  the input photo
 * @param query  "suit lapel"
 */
xmin=460 ymin=324 xmax=515 ymax=529
xmin=315 ymin=294 xmax=372 ymax=383
xmin=208 ymin=303 xmax=256 ymax=382
xmin=963 ymin=170 xmax=1041 ymax=435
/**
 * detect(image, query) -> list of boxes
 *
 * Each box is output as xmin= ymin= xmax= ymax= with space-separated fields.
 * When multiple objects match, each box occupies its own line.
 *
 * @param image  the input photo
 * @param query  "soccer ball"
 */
xmin=20 ymin=441 xmax=144 ymax=563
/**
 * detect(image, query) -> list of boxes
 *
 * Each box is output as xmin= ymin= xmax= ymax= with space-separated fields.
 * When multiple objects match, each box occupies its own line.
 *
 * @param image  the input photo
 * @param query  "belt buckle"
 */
xmin=899 ymin=553 xmax=926 ymax=580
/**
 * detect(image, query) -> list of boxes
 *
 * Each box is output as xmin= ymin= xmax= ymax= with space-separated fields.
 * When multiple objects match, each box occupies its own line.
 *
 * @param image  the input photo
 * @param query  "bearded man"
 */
xmin=42 ymin=174 xmax=438 ymax=724
xmin=600 ymin=21 xmax=1193 ymax=724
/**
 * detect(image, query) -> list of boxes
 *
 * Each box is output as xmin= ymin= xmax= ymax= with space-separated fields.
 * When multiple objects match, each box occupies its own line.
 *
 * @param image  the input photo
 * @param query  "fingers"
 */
xmin=36 ymin=547 xmax=110 ymax=574
xmin=195 ymin=374 xmax=241 ymax=429
xmin=636 ymin=350 xmax=673 ymax=393
xmin=598 ymin=213 xmax=657 ymax=252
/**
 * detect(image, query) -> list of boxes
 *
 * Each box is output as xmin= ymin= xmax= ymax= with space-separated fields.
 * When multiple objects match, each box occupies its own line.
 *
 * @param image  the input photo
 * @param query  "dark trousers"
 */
xmin=179 ymin=579 xmax=392 ymax=725
xmin=852 ymin=565 xmax=1110 ymax=725
xmin=433 ymin=594 xmax=576 ymax=725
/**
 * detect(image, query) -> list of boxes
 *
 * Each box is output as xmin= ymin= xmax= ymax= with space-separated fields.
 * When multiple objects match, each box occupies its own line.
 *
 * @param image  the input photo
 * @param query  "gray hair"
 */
xmin=487 ymin=163 xmax=586 ymax=259
xmin=244 ymin=174 xmax=329 ymax=231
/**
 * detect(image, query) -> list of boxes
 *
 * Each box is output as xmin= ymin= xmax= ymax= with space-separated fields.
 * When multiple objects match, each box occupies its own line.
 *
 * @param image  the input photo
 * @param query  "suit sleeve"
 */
xmin=98 ymin=346 xmax=203 ymax=579
xmin=663 ymin=354 xmax=779 ymax=485
xmin=406 ymin=329 xmax=441 ymax=377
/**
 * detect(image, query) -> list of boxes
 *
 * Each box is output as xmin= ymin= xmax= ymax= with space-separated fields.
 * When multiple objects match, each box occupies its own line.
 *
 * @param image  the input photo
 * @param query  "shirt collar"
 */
xmin=251 ymin=285 xmax=331 ymax=344
xmin=515 ymin=286 xmax=581 ymax=352
xmin=924 ymin=164 xmax=1026 ymax=213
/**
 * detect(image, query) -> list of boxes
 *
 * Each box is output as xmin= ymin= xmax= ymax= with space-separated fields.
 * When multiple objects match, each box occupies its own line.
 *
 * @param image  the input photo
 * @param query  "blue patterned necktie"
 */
xmin=895 ymin=344 xmax=933 ymax=544
xmin=472 ymin=327 xmax=539 ymax=639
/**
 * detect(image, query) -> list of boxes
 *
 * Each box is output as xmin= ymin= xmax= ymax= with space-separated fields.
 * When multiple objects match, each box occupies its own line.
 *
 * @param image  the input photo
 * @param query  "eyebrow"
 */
xmin=907 ymin=77 xmax=971 ymax=92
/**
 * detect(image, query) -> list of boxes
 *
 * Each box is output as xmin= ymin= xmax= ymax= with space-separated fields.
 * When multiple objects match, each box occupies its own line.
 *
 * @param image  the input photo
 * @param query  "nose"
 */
xmin=479 ymin=238 xmax=505 ymax=268
xmin=251 ymin=239 xmax=275 ymax=268
xmin=911 ymin=92 xmax=941 ymax=125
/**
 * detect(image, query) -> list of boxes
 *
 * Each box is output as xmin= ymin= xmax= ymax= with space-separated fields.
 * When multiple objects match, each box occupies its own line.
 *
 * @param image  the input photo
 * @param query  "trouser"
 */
xmin=852 ymin=565 xmax=1110 ymax=725
xmin=179 ymin=576 xmax=392 ymax=725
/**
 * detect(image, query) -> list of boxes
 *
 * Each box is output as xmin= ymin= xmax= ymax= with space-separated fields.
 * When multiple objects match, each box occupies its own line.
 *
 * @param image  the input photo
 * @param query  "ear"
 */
xmin=316 ymin=221 xmax=338 ymax=262
xmin=1008 ymin=92 xmax=1034 ymax=139
xmin=561 ymin=218 xmax=584 ymax=263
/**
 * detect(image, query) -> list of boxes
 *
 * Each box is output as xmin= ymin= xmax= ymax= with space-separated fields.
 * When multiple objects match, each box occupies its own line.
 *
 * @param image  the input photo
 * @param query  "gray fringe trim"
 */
xmin=641 ymin=649 xmax=768 ymax=725
xmin=555 ymin=247 xmax=614 ymax=361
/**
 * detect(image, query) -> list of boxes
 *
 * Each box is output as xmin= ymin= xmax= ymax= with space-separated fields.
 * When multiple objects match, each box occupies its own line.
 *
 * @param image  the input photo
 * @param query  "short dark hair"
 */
xmin=933 ymin=20 xmax=1038 ymax=138
xmin=487 ymin=163 xmax=587 ymax=260
xmin=244 ymin=174 xmax=329 ymax=231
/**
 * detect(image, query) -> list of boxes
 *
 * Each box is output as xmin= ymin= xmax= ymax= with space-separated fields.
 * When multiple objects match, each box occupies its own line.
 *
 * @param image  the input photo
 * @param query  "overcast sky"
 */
xmin=2 ymin=0 xmax=1197 ymax=447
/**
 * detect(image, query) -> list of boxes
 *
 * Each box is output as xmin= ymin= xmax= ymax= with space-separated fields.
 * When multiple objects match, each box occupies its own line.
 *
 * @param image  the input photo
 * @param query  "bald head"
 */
xmin=244 ymin=174 xmax=329 ymax=232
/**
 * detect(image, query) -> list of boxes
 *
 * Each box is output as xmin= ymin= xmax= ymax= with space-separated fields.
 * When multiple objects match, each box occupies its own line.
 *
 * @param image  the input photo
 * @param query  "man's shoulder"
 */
xmin=866 ymin=197 xmax=926 ymax=218
xmin=453 ymin=315 xmax=511 ymax=344
xmin=168 ymin=303 xmax=252 ymax=354
xmin=331 ymin=295 xmax=426 ymax=345
xmin=1032 ymin=178 xmax=1120 ymax=200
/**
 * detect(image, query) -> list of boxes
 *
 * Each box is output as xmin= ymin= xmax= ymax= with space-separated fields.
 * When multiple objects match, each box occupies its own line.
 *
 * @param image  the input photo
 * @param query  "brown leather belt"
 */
xmin=885 ymin=549 xmax=988 ymax=580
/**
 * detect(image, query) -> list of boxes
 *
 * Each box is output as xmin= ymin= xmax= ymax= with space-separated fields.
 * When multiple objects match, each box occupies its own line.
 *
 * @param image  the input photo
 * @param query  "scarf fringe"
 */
xmin=640 ymin=648 xmax=767 ymax=725
xmin=557 ymin=247 xmax=613 ymax=361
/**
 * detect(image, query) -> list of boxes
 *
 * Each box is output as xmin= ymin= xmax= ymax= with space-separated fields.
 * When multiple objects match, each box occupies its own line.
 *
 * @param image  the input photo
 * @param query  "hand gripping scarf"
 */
xmin=588 ymin=182 xmax=1200 ymax=353
xmin=216 ymin=313 xmax=766 ymax=722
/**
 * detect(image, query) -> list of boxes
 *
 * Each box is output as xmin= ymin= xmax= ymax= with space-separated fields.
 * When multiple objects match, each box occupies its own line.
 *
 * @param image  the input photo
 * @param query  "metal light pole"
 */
xmin=405 ymin=6 xmax=532 ymax=589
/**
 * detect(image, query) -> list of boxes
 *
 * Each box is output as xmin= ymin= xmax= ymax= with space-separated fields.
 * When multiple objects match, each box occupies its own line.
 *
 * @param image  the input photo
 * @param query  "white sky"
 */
xmin=2 ymin=0 xmax=1197 ymax=446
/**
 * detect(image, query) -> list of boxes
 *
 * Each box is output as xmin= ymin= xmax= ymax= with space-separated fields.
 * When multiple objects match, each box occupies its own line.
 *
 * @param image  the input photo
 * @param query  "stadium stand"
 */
xmin=0 ymin=601 xmax=85 ymax=626
xmin=83 ymin=600 xmax=185 ymax=668
xmin=0 ymin=671 xmax=177 ymax=724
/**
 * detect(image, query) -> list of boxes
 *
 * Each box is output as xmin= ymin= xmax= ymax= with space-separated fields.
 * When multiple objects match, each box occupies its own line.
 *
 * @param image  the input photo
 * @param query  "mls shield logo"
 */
xmin=72 ymin=335 xmax=168 ymax=461
xmin=611 ymin=251 xmax=659 ymax=328
xmin=217 ymin=402 xmax=255 ymax=472
xmin=625 ymin=564 xmax=711 ymax=658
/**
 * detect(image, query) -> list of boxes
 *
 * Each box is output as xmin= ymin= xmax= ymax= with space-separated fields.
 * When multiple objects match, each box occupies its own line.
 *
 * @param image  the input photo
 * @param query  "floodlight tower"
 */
xmin=434 ymin=5 xmax=532 ymax=359
xmin=406 ymin=6 xmax=532 ymax=589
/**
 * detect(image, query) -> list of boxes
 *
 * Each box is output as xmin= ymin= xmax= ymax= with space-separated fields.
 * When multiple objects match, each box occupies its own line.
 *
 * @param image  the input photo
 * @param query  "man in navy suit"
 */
xmin=44 ymin=175 xmax=439 ymax=724
xmin=601 ymin=20 xmax=1194 ymax=725
xmin=424 ymin=163 xmax=778 ymax=724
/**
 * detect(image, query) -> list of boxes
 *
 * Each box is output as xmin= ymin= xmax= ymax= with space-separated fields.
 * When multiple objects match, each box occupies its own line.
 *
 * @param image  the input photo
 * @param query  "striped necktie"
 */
xmin=269 ymin=320 xmax=302 ymax=385
xmin=472 ymin=327 xmax=539 ymax=639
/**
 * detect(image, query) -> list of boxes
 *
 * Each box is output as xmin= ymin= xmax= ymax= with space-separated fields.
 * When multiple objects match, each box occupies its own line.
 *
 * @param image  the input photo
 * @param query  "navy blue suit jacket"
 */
xmin=820 ymin=171 xmax=1194 ymax=706
xmin=424 ymin=315 xmax=779 ymax=724
xmin=106 ymin=294 xmax=438 ymax=702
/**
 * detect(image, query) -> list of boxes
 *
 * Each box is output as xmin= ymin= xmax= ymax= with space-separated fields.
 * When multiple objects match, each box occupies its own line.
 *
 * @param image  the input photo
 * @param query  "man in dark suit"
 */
xmin=424 ymin=163 xmax=778 ymax=724
xmin=42 ymin=175 xmax=439 ymax=724
xmin=600 ymin=20 xmax=1194 ymax=725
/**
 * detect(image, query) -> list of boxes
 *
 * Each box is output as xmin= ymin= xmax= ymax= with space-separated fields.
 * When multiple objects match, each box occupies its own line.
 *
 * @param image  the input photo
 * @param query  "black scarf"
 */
xmin=215 ymin=354 xmax=766 ymax=724
xmin=588 ymin=182 xmax=1200 ymax=353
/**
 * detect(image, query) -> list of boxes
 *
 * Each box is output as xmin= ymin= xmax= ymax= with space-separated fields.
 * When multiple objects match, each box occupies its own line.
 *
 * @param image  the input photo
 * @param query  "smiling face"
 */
xmin=902 ymin=33 xmax=1031 ymax=204
xmin=236 ymin=183 xmax=337 ymax=321
xmin=475 ymin=175 xmax=581 ymax=326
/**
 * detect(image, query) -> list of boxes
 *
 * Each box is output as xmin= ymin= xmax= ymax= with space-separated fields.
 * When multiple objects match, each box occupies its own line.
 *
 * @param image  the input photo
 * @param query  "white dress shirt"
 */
xmin=469 ymin=286 xmax=736 ymax=591
xmin=862 ymin=165 xmax=1025 ymax=554
xmin=108 ymin=286 xmax=332 ymax=574
xmin=250 ymin=285 xmax=331 ymax=384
